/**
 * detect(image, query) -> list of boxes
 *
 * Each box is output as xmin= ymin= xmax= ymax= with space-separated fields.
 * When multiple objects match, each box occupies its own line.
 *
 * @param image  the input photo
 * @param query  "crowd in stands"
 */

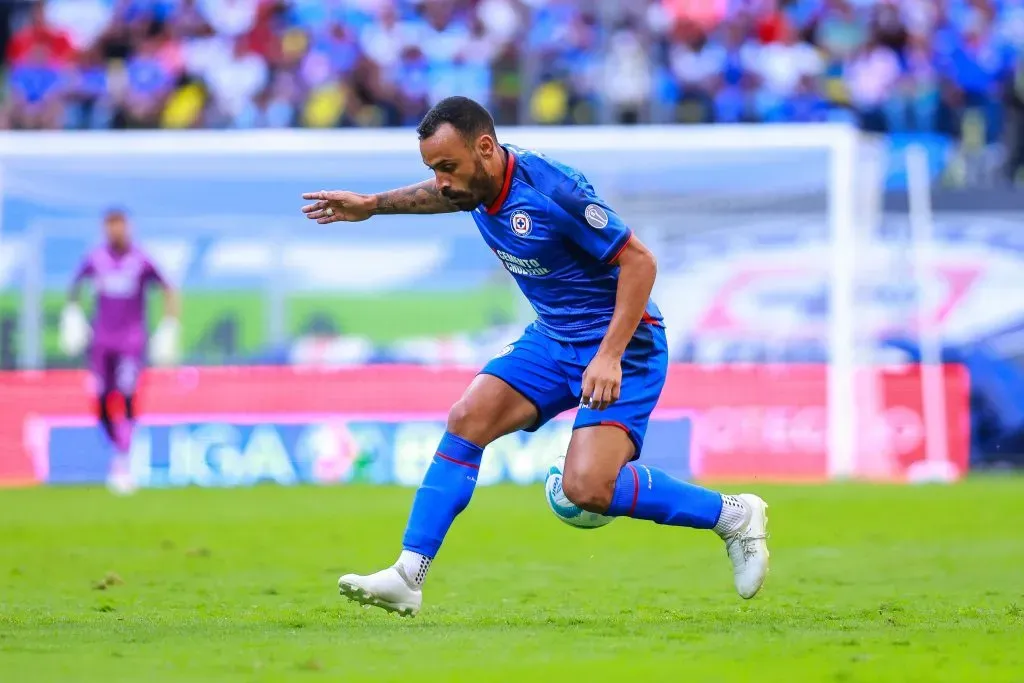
xmin=1 ymin=0 xmax=1022 ymax=146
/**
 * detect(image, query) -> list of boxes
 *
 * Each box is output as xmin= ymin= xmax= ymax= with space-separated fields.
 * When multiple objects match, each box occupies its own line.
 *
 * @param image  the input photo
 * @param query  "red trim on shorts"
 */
xmin=435 ymin=451 xmax=480 ymax=470
xmin=627 ymin=464 xmax=640 ymax=517
xmin=485 ymin=149 xmax=517 ymax=215
xmin=599 ymin=420 xmax=631 ymax=437
xmin=641 ymin=311 xmax=663 ymax=327
xmin=606 ymin=232 xmax=633 ymax=264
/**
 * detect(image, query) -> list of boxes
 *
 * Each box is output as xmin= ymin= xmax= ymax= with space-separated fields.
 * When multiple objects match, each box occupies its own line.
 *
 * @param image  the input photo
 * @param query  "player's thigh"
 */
xmin=564 ymin=325 xmax=669 ymax=504
xmin=570 ymin=324 xmax=668 ymax=456
xmin=471 ymin=329 xmax=577 ymax=444
xmin=89 ymin=346 xmax=116 ymax=397
xmin=447 ymin=373 xmax=540 ymax=445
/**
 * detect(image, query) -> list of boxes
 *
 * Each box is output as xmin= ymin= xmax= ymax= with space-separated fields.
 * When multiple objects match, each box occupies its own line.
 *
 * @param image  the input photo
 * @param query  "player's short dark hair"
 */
xmin=103 ymin=207 xmax=128 ymax=222
xmin=416 ymin=96 xmax=496 ymax=143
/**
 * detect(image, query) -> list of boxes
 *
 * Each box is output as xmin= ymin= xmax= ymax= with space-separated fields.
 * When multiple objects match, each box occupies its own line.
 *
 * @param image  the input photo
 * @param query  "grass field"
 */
xmin=1 ymin=480 xmax=1022 ymax=682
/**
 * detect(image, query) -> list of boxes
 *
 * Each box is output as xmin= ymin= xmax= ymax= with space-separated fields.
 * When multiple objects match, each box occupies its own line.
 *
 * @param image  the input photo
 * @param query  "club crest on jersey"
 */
xmin=510 ymin=210 xmax=532 ymax=237
xmin=585 ymin=204 xmax=609 ymax=229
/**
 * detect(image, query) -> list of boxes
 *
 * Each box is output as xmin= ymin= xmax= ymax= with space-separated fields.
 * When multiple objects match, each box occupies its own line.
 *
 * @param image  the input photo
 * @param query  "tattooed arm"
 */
xmin=372 ymin=179 xmax=457 ymax=215
xmin=301 ymin=179 xmax=456 ymax=224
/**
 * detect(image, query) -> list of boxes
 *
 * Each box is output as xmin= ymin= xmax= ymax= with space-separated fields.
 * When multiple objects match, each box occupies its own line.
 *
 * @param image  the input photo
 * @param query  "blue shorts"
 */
xmin=480 ymin=323 xmax=668 ymax=457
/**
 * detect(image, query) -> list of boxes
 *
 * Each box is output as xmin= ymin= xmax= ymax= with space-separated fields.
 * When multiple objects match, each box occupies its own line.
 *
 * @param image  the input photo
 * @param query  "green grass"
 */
xmin=1 ymin=480 xmax=1022 ymax=682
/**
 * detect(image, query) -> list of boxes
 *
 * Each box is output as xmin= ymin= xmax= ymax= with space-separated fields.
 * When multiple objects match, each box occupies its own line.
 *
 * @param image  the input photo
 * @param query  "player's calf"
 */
xmin=567 ymin=425 xmax=770 ymax=598
xmin=338 ymin=374 xmax=538 ymax=615
xmin=97 ymin=392 xmax=118 ymax=445
xmin=400 ymin=380 xmax=536 ymax=558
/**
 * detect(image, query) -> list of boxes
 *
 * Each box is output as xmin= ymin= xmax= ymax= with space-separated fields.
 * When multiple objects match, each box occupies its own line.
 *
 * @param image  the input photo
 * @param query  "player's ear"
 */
xmin=477 ymin=134 xmax=496 ymax=158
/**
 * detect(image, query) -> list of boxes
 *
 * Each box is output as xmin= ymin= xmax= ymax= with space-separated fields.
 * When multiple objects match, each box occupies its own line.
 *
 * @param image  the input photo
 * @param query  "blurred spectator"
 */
xmin=6 ymin=43 xmax=65 ymax=129
xmin=45 ymin=0 xmax=111 ymax=51
xmin=1005 ymin=54 xmax=1024 ymax=182
xmin=937 ymin=7 xmax=1017 ymax=143
xmin=0 ymin=0 xmax=1020 ymax=179
xmin=603 ymin=20 xmax=652 ymax=124
xmin=65 ymin=45 xmax=112 ymax=129
xmin=6 ymin=2 xmax=73 ymax=66
xmin=665 ymin=0 xmax=729 ymax=31
xmin=198 ymin=0 xmax=259 ymax=37
xmin=234 ymin=69 xmax=297 ymax=127
xmin=117 ymin=31 xmax=177 ymax=128
xmin=814 ymin=0 xmax=869 ymax=61
xmin=844 ymin=35 xmax=902 ymax=131
xmin=205 ymin=35 xmax=269 ymax=125
xmin=745 ymin=18 xmax=823 ymax=121
xmin=887 ymin=29 xmax=940 ymax=133
xmin=358 ymin=3 xmax=408 ymax=69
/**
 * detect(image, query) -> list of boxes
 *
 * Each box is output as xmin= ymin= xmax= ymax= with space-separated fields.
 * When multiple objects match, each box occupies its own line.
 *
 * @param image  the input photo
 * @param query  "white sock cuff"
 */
xmin=398 ymin=550 xmax=432 ymax=589
xmin=714 ymin=495 xmax=749 ymax=537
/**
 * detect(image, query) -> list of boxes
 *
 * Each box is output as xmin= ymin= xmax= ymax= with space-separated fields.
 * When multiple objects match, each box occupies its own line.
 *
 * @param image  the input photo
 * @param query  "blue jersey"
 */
xmin=471 ymin=145 xmax=663 ymax=342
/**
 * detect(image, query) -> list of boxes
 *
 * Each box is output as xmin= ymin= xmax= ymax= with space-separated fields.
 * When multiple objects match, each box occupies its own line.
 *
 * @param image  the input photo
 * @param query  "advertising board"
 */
xmin=0 ymin=364 xmax=969 ymax=487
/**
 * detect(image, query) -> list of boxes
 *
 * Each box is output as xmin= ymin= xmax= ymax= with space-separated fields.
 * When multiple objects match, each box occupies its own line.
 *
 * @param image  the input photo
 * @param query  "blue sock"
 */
xmin=401 ymin=432 xmax=483 ymax=557
xmin=606 ymin=463 xmax=724 ymax=529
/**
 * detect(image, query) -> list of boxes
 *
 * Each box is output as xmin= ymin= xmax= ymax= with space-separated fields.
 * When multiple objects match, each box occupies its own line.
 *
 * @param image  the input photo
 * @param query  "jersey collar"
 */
xmin=485 ymin=147 xmax=517 ymax=215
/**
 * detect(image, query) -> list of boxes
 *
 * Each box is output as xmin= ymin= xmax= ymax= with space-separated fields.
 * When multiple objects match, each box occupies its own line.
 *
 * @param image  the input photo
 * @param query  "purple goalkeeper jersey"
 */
xmin=72 ymin=244 xmax=167 ymax=353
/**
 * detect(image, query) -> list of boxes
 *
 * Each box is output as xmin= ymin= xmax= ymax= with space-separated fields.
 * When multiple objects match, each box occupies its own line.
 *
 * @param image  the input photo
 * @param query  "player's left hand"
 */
xmin=151 ymin=316 xmax=180 ymax=366
xmin=580 ymin=352 xmax=621 ymax=411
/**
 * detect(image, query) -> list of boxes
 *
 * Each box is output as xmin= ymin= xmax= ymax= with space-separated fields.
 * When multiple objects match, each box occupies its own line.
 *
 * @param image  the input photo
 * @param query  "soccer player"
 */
xmin=301 ymin=97 xmax=769 ymax=616
xmin=61 ymin=208 xmax=180 ymax=493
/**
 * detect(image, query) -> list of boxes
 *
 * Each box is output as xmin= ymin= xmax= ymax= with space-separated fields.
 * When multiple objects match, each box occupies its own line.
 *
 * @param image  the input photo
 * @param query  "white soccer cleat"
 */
xmin=721 ymin=494 xmax=770 ymax=599
xmin=338 ymin=566 xmax=422 ymax=617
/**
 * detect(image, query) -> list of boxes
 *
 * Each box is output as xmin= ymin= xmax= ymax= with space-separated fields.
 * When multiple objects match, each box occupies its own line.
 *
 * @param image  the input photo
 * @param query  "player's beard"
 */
xmin=442 ymin=161 xmax=492 ymax=211
xmin=108 ymin=238 xmax=130 ymax=253
xmin=442 ymin=188 xmax=479 ymax=212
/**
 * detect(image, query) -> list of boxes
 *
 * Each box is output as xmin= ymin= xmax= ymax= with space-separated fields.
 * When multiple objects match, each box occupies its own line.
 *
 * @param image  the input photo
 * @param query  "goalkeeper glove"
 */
xmin=58 ymin=303 xmax=90 ymax=356
xmin=150 ymin=317 xmax=181 ymax=366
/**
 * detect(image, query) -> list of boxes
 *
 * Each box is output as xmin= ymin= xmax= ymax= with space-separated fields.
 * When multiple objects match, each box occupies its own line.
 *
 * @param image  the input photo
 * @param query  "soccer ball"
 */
xmin=544 ymin=455 xmax=615 ymax=529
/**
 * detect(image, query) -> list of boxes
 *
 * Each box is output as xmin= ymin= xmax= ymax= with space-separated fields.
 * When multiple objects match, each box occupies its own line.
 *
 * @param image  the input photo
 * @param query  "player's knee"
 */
xmin=445 ymin=399 xmax=493 ymax=445
xmin=561 ymin=468 xmax=615 ymax=513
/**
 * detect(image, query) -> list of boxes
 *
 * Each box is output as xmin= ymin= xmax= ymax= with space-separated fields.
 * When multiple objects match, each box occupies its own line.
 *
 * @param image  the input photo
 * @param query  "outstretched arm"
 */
xmin=301 ymin=179 xmax=457 ymax=224
xmin=373 ymin=179 xmax=458 ymax=215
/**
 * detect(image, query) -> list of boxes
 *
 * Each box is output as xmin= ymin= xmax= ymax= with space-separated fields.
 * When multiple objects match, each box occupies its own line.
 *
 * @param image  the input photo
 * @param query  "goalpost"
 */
xmin=0 ymin=124 xmax=885 ymax=479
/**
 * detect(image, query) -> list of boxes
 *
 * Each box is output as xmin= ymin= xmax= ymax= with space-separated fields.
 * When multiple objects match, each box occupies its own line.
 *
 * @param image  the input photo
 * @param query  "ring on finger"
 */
xmin=325 ymin=207 xmax=335 ymax=216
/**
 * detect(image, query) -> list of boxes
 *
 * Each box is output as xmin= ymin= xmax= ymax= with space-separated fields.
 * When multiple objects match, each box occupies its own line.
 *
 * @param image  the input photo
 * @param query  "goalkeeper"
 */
xmin=60 ymin=208 xmax=180 ymax=492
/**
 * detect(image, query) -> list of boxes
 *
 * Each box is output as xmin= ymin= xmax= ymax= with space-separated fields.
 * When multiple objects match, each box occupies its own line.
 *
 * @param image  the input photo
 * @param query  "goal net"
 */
xmin=0 ymin=125 xmax=910 ymax=482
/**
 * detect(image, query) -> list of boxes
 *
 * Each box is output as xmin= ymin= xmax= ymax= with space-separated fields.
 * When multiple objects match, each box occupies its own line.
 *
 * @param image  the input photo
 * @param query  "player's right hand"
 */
xmin=58 ymin=303 xmax=90 ymax=356
xmin=301 ymin=190 xmax=374 ymax=224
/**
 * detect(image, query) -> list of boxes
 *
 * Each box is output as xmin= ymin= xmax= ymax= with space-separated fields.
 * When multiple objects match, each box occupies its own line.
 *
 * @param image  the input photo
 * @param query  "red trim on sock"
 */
xmin=627 ymin=464 xmax=640 ymax=517
xmin=435 ymin=451 xmax=479 ymax=470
